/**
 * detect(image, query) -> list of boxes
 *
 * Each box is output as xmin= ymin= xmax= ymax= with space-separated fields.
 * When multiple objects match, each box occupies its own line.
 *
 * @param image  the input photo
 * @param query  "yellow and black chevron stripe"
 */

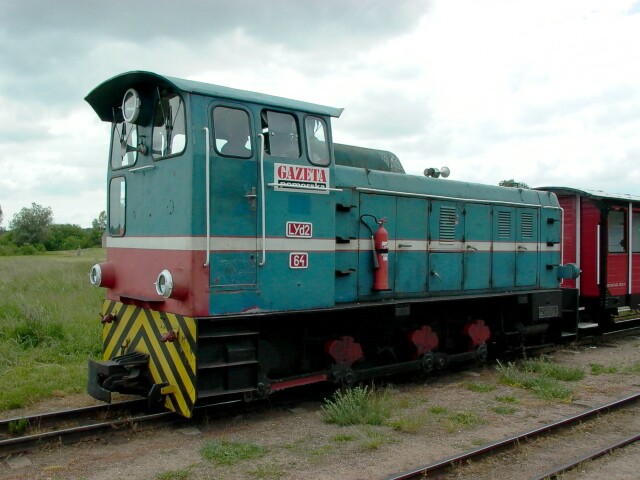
xmin=101 ymin=300 xmax=196 ymax=417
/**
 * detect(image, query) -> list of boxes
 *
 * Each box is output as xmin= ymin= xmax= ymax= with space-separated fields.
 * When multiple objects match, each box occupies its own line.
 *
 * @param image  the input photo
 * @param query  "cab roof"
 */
xmin=538 ymin=186 xmax=640 ymax=204
xmin=86 ymin=71 xmax=344 ymax=122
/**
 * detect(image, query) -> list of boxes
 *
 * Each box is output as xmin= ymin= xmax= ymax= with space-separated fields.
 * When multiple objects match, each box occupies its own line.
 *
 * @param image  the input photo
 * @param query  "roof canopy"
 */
xmin=86 ymin=71 xmax=344 ymax=122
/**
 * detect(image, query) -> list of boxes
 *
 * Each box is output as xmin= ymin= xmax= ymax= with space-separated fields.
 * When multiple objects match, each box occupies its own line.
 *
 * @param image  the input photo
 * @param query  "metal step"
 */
xmin=578 ymin=322 xmax=599 ymax=330
xmin=561 ymin=331 xmax=577 ymax=338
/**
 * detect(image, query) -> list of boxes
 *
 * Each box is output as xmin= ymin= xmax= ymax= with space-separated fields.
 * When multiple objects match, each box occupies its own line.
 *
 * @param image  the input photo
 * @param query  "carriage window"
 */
xmin=633 ymin=212 xmax=640 ymax=253
xmin=262 ymin=111 xmax=300 ymax=158
xmin=608 ymin=210 xmax=626 ymax=253
xmin=109 ymin=177 xmax=126 ymax=236
xmin=152 ymin=93 xmax=186 ymax=159
xmin=213 ymin=107 xmax=252 ymax=158
xmin=305 ymin=116 xmax=330 ymax=166
xmin=110 ymin=121 xmax=137 ymax=169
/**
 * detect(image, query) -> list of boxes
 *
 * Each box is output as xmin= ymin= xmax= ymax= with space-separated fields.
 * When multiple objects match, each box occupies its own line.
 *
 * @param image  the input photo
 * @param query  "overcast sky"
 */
xmin=1 ymin=0 xmax=640 ymax=227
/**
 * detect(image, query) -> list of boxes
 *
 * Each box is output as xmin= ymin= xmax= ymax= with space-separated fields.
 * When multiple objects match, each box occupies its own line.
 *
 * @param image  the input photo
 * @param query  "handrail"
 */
xmin=258 ymin=134 xmax=266 ymax=267
xmin=129 ymin=165 xmax=156 ymax=173
xmin=203 ymin=127 xmax=210 ymax=267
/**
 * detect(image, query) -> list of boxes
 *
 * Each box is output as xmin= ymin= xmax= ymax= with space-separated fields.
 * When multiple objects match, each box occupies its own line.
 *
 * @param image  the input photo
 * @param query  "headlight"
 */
xmin=89 ymin=264 xmax=103 ymax=286
xmin=155 ymin=269 xmax=174 ymax=298
xmin=89 ymin=262 xmax=115 ymax=288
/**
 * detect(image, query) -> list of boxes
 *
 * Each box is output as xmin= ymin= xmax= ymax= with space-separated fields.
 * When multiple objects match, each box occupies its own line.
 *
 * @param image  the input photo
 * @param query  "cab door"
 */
xmin=208 ymin=105 xmax=258 ymax=290
xmin=258 ymin=112 xmax=336 ymax=310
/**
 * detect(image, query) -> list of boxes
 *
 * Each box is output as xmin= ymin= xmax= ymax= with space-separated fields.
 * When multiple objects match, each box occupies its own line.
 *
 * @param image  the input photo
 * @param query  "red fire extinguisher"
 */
xmin=361 ymin=215 xmax=390 ymax=291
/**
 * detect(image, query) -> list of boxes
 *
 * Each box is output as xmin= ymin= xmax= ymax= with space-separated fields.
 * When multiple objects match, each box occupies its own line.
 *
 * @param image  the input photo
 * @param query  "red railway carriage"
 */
xmin=540 ymin=187 xmax=640 ymax=325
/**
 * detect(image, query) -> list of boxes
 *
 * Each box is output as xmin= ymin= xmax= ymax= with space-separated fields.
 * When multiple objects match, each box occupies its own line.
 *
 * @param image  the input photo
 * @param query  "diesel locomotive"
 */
xmin=86 ymin=71 xmax=580 ymax=417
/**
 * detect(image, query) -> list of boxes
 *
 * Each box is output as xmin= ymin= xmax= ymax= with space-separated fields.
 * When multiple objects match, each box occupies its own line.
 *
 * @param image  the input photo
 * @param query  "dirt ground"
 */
xmin=2 ymin=335 xmax=640 ymax=480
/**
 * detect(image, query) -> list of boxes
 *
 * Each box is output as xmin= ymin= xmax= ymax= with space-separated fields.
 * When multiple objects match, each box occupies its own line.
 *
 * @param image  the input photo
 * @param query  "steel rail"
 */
xmin=384 ymin=391 xmax=640 ymax=480
xmin=0 ymin=399 xmax=171 ymax=455
xmin=530 ymin=432 xmax=640 ymax=480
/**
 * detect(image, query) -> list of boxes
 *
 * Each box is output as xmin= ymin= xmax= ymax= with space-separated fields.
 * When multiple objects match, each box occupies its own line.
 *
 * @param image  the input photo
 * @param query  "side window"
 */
xmin=262 ymin=111 xmax=300 ymax=158
xmin=111 ymin=121 xmax=137 ymax=169
xmin=608 ymin=209 xmax=626 ymax=253
xmin=213 ymin=107 xmax=252 ymax=158
xmin=109 ymin=177 xmax=126 ymax=236
xmin=152 ymin=93 xmax=186 ymax=159
xmin=633 ymin=212 xmax=640 ymax=253
xmin=305 ymin=116 xmax=330 ymax=166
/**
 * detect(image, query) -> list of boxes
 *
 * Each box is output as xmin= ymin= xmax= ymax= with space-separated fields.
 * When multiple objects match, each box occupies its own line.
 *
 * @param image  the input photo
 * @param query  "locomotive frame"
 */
xmin=86 ymin=71 xmax=580 ymax=417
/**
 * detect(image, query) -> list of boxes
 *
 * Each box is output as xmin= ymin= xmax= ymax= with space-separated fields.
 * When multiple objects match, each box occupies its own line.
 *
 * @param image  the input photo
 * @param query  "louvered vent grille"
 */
xmin=498 ymin=211 xmax=511 ymax=239
xmin=439 ymin=206 xmax=457 ymax=241
xmin=521 ymin=213 xmax=534 ymax=239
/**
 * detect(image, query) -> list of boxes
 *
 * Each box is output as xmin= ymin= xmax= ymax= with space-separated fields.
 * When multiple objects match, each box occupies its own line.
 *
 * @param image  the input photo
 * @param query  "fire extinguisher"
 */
xmin=361 ymin=215 xmax=390 ymax=291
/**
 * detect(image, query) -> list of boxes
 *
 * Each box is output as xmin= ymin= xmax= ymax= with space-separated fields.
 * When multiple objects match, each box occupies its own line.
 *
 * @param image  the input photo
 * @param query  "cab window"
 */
xmin=111 ymin=121 xmax=137 ymax=169
xmin=109 ymin=177 xmax=126 ymax=236
xmin=213 ymin=107 xmax=252 ymax=158
xmin=305 ymin=116 xmax=330 ymax=166
xmin=262 ymin=111 xmax=299 ymax=158
xmin=152 ymin=93 xmax=186 ymax=159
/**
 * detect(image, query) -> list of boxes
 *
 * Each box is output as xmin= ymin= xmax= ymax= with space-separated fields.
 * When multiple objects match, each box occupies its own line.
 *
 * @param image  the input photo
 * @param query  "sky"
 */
xmin=1 ymin=0 xmax=640 ymax=228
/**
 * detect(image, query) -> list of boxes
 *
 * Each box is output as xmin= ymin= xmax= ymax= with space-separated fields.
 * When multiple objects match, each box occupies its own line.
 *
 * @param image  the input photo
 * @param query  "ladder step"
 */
xmin=561 ymin=331 xmax=577 ymax=338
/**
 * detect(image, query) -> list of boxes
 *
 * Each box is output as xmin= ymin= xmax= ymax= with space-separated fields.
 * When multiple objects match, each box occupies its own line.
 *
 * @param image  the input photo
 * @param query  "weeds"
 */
xmin=321 ymin=385 xmax=393 ymax=426
xmin=496 ymin=359 xmax=582 ymax=402
xmin=156 ymin=470 xmax=192 ymax=480
xmin=492 ymin=405 xmax=517 ymax=415
xmin=388 ymin=415 xmax=424 ymax=433
xmin=444 ymin=411 xmax=484 ymax=433
xmin=464 ymin=381 xmax=496 ymax=393
xmin=200 ymin=440 xmax=267 ymax=466
xmin=590 ymin=363 xmax=618 ymax=375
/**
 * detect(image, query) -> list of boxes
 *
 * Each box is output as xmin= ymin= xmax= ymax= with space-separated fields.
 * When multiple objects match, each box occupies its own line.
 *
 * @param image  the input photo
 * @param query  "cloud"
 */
xmin=1 ymin=0 xmax=640 ymax=228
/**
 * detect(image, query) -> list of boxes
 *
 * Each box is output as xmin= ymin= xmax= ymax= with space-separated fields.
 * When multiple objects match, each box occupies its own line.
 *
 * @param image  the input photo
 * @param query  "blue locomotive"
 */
xmin=86 ymin=71 xmax=580 ymax=417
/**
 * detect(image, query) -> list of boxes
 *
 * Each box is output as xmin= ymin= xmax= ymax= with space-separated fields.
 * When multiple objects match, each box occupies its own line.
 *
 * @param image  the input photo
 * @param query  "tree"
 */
xmin=87 ymin=210 xmax=106 ymax=246
xmin=0 ymin=204 xmax=3 ymax=227
xmin=44 ymin=224 xmax=87 ymax=251
xmin=9 ymin=203 xmax=54 ymax=246
xmin=499 ymin=179 xmax=530 ymax=189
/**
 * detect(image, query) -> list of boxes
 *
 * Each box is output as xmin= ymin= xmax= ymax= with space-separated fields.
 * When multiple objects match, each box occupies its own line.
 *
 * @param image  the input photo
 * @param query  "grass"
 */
xmin=388 ymin=414 xmax=425 ymax=433
xmin=496 ymin=358 xmax=583 ymax=402
xmin=590 ymin=363 xmax=618 ymax=375
xmin=464 ymin=381 xmax=496 ymax=393
xmin=156 ymin=470 xmax=192 ymax=480
xmin=200 ymin=440 xmax=268 ymax=466
xmin=444 ymin=411 xmax=485 ymax=433
xmin=321 ymin=385 xmax=393 ymax=426
xmin=0 ymin=249 xmax=105 ymax=410
xmin=492 ymin=405 xmax=517 ymax=415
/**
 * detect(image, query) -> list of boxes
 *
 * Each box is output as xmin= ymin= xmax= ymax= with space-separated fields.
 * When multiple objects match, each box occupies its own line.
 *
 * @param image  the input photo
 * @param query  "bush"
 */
xmin=322 ymin=385 xmax=393 ymax=426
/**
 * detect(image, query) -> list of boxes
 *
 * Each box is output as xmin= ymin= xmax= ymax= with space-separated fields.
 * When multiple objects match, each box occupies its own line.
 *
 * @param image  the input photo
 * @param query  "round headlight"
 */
xmin=155 ymin=269 xmax=174 ymax=298
xmin=122 ymin=88 xmax=141 ymax=124
xmin=89 ymin=264 xmax=103 ymax=286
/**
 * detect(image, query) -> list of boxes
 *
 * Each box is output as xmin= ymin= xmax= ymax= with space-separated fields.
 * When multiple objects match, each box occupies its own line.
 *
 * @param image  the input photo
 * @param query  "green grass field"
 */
xmin=0 ymin=249 xmax=106 ymax=411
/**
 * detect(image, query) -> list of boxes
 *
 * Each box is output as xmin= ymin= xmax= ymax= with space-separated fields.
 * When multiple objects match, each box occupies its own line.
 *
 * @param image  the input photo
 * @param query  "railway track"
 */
xmin=385 ymin=392 xmax=640 ymax=480
xmin=0 ymin=399 xmax=177 ymax=456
